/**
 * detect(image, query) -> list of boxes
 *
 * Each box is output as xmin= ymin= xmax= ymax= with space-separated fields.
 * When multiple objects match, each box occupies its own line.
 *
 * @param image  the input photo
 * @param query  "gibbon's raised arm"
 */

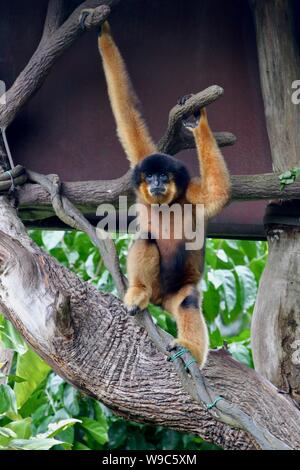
xmin=98 ymin=22 xmax=157 ymax=167
xmin=186 ymin=108 xmax=231 ymax=218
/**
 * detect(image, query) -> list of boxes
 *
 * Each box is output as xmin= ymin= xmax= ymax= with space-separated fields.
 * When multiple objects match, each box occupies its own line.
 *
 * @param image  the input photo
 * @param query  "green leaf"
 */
xmin=283 ymin=178 xmax=295 ymax=185
xmin=235 ymin=266 xmax=257 ymax=310
xmin=202 ymin=282 xmax=220 ymax=323
xmin=8 ymin=375 xmax=27 ymax=384
xmin=0 ymin=316 xmax=28 ymax=354
xmin=0 ymin=427 xmax=16 ymax=448
xmin=14 ymin=349 xmax=50 ymax=408
xmin=209 ymin=328 xmax=223 ymax=349
xmin=37 ymin=418 xmax=80 ymax=439
xmin=73 ymin=441 xmax=91 ymax=450
xmin=63 ymin=385 xmax=80 ymax=416
xmin=8 ymin=437 xmax=64 ymax=450
xmin=210 ymin=270 xmax=237 ymax=313
xmin=0 ymin=384 xmax=18 ymax=418
xmin=229 ymin=343 xmax=253 ymax=368
xmin=5 ymin=418 xmax=32 ymax=439
xmin=240 ymin=240 xmax=257 ymax=260
xmin=81 ymin=417 xmax=108 ymax=445
xmin=280 ymin=170 xmax=292 ymax=179
xmin=42 ymin=231 xmax=65 ymax=250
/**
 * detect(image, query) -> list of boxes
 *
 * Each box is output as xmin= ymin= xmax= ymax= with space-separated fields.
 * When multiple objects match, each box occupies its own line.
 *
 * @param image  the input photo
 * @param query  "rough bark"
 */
xmin=0 ymin=197 xmax=300 ymax=449
xmin=252 ymin=226 xmax=300 ymax=402
xmin=251 ymin=0 xmax=300 ymax=400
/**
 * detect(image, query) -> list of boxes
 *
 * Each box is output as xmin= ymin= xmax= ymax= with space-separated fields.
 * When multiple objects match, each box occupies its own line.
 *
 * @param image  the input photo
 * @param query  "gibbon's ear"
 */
xmin=98 ymin=21 xmax=157 ymax=167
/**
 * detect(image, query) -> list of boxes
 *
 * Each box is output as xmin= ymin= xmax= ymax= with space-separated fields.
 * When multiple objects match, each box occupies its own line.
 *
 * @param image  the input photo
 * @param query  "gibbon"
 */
xmin=98 ymin=22 xmax=230 ymax=368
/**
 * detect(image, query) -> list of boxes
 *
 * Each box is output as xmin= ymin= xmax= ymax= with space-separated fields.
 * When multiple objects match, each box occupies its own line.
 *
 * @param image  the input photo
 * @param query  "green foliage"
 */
xmin=279 ymin=167 xmax=300 ymax=190
xmin=0 ymin=230 xmax=267 ymax=450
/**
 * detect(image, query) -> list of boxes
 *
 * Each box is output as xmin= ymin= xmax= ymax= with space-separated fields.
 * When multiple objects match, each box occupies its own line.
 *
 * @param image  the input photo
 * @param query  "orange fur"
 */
xmin=124 ymin=239 xmax=162 ymax=309
xmin=163 ymin=285 xmax=208 ymax=367
xmin=186 ymin=108 xmax=231 ymax=218
xmin=98 ymin=25 xmax=231 ymax=367
xmin=98 ymin=22 xmax=157 ymax=166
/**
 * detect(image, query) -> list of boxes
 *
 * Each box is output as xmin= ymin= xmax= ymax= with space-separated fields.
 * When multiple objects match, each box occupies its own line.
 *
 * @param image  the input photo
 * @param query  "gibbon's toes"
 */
xmin=166 ymin=340 xmax=188 ymax=359
xmin=127 ymin=305 xmax=141 ymax=316
xmin=167 ymin=338 xmax=205 ymax=368
xmin=177 ymin=93 xmax=193 ymax=106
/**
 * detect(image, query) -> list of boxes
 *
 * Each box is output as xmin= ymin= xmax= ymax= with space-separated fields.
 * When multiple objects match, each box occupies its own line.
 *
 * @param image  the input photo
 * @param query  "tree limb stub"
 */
xmin=0 ymin=197 xmax=298 ymax=450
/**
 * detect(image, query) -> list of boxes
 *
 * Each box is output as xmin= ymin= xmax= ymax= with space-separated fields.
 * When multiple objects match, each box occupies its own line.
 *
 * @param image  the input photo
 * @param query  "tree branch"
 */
xmin=42 ymin=0 xmax=65 ymax=39
xmin=157 ymin=86 xmax=236 ymax=154
xmin=17 ymin=171 xmax=300 ymax=224
xmin=0 ymin=0 xmax=116 ymax=129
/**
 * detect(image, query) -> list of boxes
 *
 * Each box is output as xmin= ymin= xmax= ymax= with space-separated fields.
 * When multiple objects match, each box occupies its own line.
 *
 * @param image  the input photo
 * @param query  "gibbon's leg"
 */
xmin=124 ymin=239 xmax=160 ymax=315
xmin=185 ymin=108 xmax=231 ymax=218
xmin=163 ymin=285 xmax=209 ymax=368
xmin=98 ymin=22 xmax=157 ymax=166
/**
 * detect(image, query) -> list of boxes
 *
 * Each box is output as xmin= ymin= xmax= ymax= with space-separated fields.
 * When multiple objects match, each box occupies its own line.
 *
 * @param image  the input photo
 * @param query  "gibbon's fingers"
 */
xmin=98 ymin=22 xmax=157 ymax=167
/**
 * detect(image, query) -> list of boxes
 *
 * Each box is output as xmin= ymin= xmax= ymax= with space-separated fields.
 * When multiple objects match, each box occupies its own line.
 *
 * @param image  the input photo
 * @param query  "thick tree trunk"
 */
xmin=252 ymin=0 xmax=300 ymax=171
xmin=252 ymin=225 xmax=300 ymax=401
xmin=251 ymin=0 xmax=300 ymax=399
xmin=1 ymin=196 xmax=300 ymax=449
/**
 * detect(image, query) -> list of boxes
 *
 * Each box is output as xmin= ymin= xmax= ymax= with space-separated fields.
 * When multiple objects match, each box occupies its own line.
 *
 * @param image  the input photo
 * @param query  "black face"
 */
xmin=132 ymin=153 xmax=191 ymax=199
xmin=145 ymin=172 xmax=169 ymax=196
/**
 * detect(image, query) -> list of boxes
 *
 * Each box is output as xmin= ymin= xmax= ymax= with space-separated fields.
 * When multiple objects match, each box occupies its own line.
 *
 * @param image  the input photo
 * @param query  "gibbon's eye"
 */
xmin=160 ymin=173 xmax=168 ymax=182
xmin=145 ymin=173 xmax=152 ymax=182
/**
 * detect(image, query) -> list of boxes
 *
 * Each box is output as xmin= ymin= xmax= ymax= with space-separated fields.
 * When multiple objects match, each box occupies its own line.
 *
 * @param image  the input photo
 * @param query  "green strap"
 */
xmin=168 ymin=347 xmax=188 ymax=362
xmin=184 ymin=358 xmax=197 ymax=370
xmin=206 ymin=396 xmax=224 ymax=410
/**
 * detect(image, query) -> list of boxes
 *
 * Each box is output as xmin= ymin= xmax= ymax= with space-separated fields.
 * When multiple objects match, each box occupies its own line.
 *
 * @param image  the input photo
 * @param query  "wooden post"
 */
xmin=251 ymin=0 xmax=300 ymax=400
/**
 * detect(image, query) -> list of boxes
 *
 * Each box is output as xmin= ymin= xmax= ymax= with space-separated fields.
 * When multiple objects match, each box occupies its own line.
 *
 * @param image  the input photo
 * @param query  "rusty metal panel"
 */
xmin=0 ymin=0 xmax=274 ymax=238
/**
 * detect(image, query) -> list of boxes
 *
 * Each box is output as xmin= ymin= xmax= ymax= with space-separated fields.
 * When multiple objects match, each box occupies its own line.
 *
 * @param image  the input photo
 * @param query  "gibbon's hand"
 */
xmin=178 ymin=93 xmax=201 ymax=130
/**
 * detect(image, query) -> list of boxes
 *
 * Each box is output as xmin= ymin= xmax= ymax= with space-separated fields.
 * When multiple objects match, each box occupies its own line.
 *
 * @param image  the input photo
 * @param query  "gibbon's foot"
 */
xmin=178 ymin=94 xmax=201 ymax=129
xmin=126 ymin=305 xmax=141 ymax=316
xmin=167 ymin=338 xmax=204 ymax=368
xmin=166 ymin=341 xmax=188 ymax=366
xmin=124 ymin=286 xmax=150 ymax=314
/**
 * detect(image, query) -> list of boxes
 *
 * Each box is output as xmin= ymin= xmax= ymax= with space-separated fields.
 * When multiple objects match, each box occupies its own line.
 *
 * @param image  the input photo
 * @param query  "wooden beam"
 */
xmin=16 ymin=171 xmax=300 ymax=222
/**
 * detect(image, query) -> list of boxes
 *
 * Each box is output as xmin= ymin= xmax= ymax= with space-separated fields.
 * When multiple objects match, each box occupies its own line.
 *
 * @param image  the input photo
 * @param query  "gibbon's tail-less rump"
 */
xmin=98 ymin=22 xmax=231 ymax=368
